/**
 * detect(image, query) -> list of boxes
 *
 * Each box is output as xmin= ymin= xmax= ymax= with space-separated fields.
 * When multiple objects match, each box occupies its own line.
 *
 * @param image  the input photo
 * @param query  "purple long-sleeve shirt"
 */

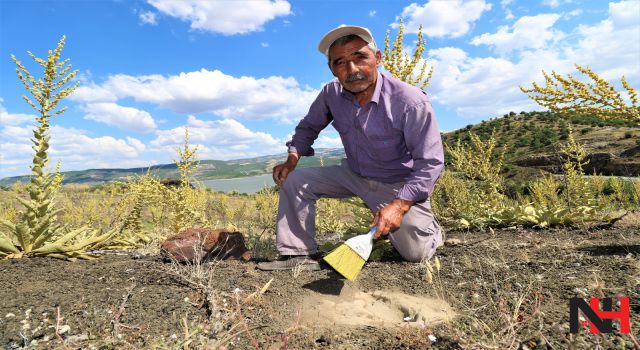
xmin=286 ymin=72 xmax=444 ymax=202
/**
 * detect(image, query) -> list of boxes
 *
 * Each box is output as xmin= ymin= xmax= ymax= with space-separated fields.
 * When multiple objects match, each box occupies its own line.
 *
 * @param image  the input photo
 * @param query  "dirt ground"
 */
xmin=1 ymin=216 xmax=639 ymax=349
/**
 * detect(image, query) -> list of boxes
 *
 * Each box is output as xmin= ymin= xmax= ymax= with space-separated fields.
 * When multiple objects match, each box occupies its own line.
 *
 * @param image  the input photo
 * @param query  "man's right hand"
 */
xmin=272 ymin=153 xmax=299 ymax=186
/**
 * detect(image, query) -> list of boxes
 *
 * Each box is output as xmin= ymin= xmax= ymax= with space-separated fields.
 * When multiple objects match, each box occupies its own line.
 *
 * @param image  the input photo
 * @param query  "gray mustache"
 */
xmin=346 ymin=73 xmax=367 ymax=83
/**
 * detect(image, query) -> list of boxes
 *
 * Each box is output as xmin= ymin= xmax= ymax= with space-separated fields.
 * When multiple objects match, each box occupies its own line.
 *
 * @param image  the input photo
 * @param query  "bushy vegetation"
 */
xmin=435 ymin=128 xmax=638 ymax=229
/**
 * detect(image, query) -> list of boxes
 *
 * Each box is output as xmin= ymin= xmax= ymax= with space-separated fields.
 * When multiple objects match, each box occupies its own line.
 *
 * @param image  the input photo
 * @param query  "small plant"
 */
xmin=446 ymin=131 xmax=507 ymax=212
xmin=382 ymin=19 xmax=433 ymax=89
xmin=168 ymin=127 xmax=209 ymax=233
xmin=0 ymin=36 xmax=115 ymax=259
xmin=559 ymin=129 xmax=596 ymax=210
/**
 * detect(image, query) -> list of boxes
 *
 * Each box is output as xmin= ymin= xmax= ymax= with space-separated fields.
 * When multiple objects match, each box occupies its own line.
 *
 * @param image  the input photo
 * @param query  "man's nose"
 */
xmin=347 ymin=61 xmax=358 ymax=73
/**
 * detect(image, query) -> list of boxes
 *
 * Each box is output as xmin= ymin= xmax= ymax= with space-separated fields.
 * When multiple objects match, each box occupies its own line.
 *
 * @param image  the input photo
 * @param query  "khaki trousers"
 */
xmin=276 ymin=160 xmax=442 ymax=262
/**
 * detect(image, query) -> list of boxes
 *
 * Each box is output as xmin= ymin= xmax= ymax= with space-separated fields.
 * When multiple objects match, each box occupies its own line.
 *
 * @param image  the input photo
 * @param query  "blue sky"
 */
xmin=1 ymin=0 xmax=639 ymax=178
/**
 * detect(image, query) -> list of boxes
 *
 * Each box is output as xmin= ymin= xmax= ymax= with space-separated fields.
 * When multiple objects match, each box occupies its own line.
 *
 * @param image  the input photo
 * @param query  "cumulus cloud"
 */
xmin=82 ymin=102 xmax=157 ymax=133
xmin=150 ymin=115 xmax=282 ymax=160
xmin=471 ymin=14 xmax=564 ymax=55
xmin=71 ymin=69 xmax=319 ymax=124
xmin=146 ymin=0 xmax=291 ymax=35
xmin=0 ymin=99 xmax=35 ymax=126
xmin=396 ymin=0 xmax=492 ymax=38
xmin=70 ymin=82 xmax=118 ymax=103
xmin=426 ymin=1 xmax=640 ymax=121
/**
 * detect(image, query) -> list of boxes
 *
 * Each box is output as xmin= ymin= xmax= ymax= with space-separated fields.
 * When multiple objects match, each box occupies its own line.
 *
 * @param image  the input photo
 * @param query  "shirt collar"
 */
xmin=340 ymin=70 xmax=383 ymax=105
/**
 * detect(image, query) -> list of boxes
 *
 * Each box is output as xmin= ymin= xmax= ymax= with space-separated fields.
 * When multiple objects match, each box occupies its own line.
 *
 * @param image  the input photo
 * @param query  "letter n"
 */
xmin=569 ymin=297 xmax=612 ymax=334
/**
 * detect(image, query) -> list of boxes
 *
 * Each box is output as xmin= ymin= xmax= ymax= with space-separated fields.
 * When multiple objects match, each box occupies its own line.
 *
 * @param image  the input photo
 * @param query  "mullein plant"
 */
xmin=0 ymin=36 xmax=115 ymax=259
xmin=521 ymin=64 xmax=639 ymax=124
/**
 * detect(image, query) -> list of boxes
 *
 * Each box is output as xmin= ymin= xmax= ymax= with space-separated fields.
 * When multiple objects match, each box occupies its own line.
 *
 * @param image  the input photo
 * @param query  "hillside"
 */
xmin=443 ymin=111 xmax=639 ymax=178
xmin=1 ymin=111 xmax=637 ymax=187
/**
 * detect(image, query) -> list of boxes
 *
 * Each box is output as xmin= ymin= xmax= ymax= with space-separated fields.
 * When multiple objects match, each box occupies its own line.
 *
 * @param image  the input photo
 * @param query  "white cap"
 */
xmin=317 ymin=25 xmax=377 ymax=56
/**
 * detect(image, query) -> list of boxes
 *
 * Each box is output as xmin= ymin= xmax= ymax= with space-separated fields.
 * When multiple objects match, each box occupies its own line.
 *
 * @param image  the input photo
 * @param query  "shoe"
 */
xmin=257 ymin=255 xmax=321 ymax=271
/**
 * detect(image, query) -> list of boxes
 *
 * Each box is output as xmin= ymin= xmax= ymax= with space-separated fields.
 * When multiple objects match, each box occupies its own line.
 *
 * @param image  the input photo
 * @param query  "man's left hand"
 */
xmin=371 ymin=199 xmax=413 ymax=239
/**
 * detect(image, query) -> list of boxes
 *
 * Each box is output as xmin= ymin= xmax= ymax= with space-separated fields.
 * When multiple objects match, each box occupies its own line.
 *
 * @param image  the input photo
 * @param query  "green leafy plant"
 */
xmin=0 ymin=36 xmax=115 ymax=259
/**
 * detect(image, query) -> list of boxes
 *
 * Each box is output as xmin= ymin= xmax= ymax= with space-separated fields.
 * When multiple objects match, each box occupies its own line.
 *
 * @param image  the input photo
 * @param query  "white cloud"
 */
xmin=542 ymin=0 xmax=571 ymax=8
xmin=471 ymin=14 xmax=564 ymax=54
xmin=0 ymin=124 xmax=148 ymax=177
xmin=565 ymin=9 xmax=582 ymax=19
xmin=427 ymin=47 xmax=541 ymax=118
xmin=126 ymin=137 xmax=146 ymax=152
xmin=500 ymin=0 xmax=514 ymax=7
xmin=150 ymin=116 xmax=282 ymax=160
xmin=146 ymin=0 xmax=291 ymax=35
xmin=571 ymin=1 xmax=640 ymax=82
xmin=261 ymin=42 xmax=269 ymax=48
xmin=0 ymin=99 xmax=35 ymax=126
xmin=609 ymin=0 xmax=639 ymax=28
xmin=82 ymin=102 xmax=157 ymax=133
xmin=70 ymin=83 xmax=118 ymax=103
xmin=369 ymin=10 xmax=377 ymax=17
xmin=505 ymin=9 xmax=515 ymax=20
xmin=396 ymin=0 xmax=492 ymax=38
xmin=72 ymin=69 xmax=319 ymax=124
xmin=426 ymin=1 xmax=640 ymax=122
xmin=315 ymin=134 xmax=343 ymax=149
xmin=139 ymin=11 xmax=158 ymax=25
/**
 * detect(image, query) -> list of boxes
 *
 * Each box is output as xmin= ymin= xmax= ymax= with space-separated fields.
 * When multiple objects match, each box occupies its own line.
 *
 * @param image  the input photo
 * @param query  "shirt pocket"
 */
xmin=368 ymin=133 xmax=405 ymax=162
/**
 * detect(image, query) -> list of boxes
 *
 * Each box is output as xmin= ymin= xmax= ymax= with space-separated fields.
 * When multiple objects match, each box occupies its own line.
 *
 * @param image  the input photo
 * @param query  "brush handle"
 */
xmin=367 ymin=226 xmax=377 ymax=238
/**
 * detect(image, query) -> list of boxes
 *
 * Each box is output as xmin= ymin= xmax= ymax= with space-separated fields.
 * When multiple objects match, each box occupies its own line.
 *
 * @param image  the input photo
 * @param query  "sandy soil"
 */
xmin=0 ymin=219 xmax=638 ymax=349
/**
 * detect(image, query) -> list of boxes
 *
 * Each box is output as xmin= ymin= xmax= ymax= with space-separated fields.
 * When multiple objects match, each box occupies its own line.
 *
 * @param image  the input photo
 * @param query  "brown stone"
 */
xmin=160 ymin=228 xmax=252 ymax=263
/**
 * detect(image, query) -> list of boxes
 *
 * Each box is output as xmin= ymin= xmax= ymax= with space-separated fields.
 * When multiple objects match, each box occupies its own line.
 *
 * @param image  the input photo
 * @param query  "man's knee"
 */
xmin=391 ymin=220 xmax=442 ymax=262
xmin=281 ymin=170 xmax=306 ymax=191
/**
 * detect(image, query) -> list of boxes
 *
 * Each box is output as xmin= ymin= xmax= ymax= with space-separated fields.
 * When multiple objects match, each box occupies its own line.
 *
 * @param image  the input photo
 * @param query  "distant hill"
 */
xmin=442 ymin=111 xmax=639 ymax=178
xmin=1 ymin=111 xmax=637 ymax=187
xmin=0 ymin=148 xmax=346 ymax=187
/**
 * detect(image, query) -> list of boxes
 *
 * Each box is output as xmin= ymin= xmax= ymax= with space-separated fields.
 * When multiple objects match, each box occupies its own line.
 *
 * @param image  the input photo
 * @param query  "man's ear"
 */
xmin=375 ymin=50 xmax=382 ymax=66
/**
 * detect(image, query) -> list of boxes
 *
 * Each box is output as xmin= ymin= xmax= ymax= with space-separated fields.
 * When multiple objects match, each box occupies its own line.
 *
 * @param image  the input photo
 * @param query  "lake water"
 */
xmin=198 ymin=174 xmax=274 ymax=194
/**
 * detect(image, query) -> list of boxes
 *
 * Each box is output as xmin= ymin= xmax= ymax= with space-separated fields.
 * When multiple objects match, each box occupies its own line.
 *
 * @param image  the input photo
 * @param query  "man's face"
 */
xmin=328 ymin=37 xmax=381 ymax=94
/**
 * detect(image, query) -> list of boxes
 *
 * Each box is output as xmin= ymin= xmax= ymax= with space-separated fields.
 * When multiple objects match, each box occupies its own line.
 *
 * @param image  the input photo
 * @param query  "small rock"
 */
xmin=573 ymin=287 xmax=588 ymax=297
xmin=444 ymin=238 xmax=463 ymax=246
xmin=66 ymin=334 xmax=89 ymax=343
xmin=58 ymin=325 xmax=71 ymax=335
